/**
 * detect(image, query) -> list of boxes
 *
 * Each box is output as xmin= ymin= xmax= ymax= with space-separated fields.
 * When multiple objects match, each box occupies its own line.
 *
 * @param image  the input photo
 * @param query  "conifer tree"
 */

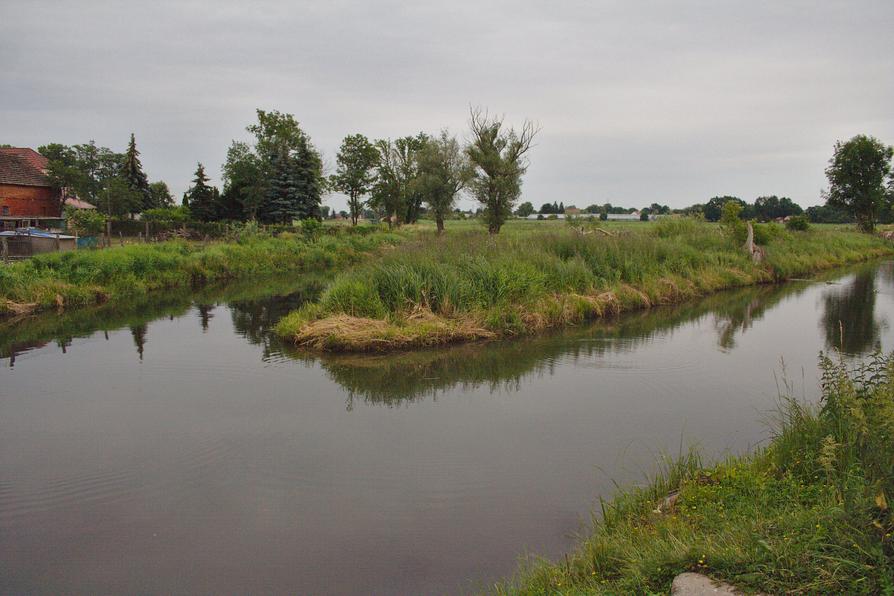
xmin=186 ymin=163 xmax=217 ymax=222
xmin=261 ymin=147 xmax=299 ymax=224
xmin=122 ymin=133 xmax=151 ymax=212
xmin=260 ymin=140 xmax=323 ymax=224
xmin=293 ymin=135 xmax=323 ymax=220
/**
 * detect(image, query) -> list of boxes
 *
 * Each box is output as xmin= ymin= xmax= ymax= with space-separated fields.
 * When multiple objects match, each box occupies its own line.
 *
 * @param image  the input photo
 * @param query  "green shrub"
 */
xmin=142 ymin=206 xmax=190 ymax=223
xmin=64 ymin=206 xmax=105 ymax=236
xmin=719 ymin=201 xmax=746 ymax=243
xmin=786 ymin=215 xmax=810 ymax=231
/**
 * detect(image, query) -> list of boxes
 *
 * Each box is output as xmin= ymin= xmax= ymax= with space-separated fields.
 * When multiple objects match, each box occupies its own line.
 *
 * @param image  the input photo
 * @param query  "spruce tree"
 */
xmin=122 ymin=133 xmax=152 ymax=212
xmin=186 ymin=163 xmax=217 ymax=222
xmin=293 ymin=135 xmax=323 ymax=220
xmin=260 ymin=147 xmax=299 ymax=224
xmin=259 ymin=141 xmax=322 ymax=224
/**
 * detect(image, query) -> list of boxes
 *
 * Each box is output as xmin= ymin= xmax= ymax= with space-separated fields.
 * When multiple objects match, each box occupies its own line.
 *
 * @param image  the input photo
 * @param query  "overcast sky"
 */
xmin=2 ymin=0 xmax=892 ymax=211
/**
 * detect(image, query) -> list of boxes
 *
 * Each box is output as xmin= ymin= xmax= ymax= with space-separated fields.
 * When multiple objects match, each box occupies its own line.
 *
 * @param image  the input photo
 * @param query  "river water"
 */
xmin=2 ymin=262 xmax=892 ymax=594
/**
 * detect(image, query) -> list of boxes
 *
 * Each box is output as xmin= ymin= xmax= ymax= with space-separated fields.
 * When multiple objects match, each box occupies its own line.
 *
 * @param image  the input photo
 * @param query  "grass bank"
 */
xmin=490 ymin=352 xmax=894 ymax=594
xmin=275 ymin=219 xmax=893 ymax=351
xmin=0 ymin=227 xmax=404 ymax=317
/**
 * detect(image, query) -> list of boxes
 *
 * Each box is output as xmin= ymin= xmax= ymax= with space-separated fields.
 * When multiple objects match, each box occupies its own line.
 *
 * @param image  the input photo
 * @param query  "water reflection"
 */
xmin=0 ymin=275 xmax=326 ymax=365
xmin=288 ymin=281 xmax=813 ymax=408
xmin=3 ymin=261 xmax=894 ymax=595
xmin=3 ymin=262 xmax=889 ymax=398
xmin=821 ymin=267 xmax=888 ymax=355
xmin=130 ymin=324 xmax=148 ymax=361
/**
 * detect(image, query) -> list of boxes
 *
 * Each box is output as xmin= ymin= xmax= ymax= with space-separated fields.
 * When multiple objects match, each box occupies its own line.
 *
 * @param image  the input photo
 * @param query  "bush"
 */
xmin=719 ymin=201 xmax=746 ymax=243
xmin=301 ymin=218 xmax=322 ymax=240
xmin=143 ymin=206 xmax=190 ymax=223
xmin=752 ymin=222 xmax=786 ymax=244
xmin=786 ymin=215 xmax=810 ymax=231
xmin=64 ymin=206 xmax=106 ymax=236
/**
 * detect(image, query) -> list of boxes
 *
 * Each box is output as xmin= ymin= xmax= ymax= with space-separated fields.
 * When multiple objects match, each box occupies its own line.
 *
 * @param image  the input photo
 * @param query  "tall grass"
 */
xmin=0 ymin=229 xmax=403 ymax=316
xmin=490 ymin=353 xmax=894 ymax=595
xmin=277 ymin=219 xmax=893 ymax=351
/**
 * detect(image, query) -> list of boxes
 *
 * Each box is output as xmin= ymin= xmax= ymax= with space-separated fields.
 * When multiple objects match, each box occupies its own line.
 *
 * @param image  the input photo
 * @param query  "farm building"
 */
xmin=0 ymin=147 xmax=64 ymax=230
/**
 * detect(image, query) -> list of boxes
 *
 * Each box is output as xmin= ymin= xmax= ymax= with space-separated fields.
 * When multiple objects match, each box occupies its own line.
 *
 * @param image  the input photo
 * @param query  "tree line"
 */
xmin=36 ymin=117 xmax=892 ymax=234
xmin=39 ymin=135 xmax=174 ymax=217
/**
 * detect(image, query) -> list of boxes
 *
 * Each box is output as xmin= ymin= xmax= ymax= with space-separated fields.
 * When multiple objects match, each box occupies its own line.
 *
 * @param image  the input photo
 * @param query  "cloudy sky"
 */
xmin=2 ymin=0 xmax=892 ymax=211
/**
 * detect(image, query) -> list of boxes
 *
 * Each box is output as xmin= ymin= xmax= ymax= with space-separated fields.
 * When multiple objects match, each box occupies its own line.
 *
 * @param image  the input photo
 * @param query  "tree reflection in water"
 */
xmin=822 ymin=265 xmax=888 ymax=356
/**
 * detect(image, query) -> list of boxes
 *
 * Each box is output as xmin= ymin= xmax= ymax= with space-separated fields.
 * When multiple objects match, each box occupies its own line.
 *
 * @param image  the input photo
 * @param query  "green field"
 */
xmin=275 ymin=218 xmax=894 ymax=351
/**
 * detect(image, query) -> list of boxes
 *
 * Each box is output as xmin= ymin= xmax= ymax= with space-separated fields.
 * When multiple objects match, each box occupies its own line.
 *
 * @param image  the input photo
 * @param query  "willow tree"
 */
xmin=370 ymin=134 xmax=428 ymax=225
xmin=417 ymin=131 xmax=471 ymax=234
xmin=466 ymin=108 xmax=538 ymax=234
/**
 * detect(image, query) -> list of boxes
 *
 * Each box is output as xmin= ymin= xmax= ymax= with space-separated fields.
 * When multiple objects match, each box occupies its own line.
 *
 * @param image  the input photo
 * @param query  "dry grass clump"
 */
xmin=289 ymin=309 xmax=495 ymax=352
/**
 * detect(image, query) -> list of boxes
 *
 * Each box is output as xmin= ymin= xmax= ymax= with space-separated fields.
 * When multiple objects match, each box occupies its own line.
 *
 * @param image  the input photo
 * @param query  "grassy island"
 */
xmin=275 ymin=219 xmax=893 ymax=352
xmin=490 ymin=353 xmax=894 ymax=594
xmin=0 ymin=227 xmax=404 ymax=317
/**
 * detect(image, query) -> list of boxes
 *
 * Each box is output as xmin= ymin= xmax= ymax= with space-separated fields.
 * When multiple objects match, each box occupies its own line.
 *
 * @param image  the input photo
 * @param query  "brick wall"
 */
xmin=0 ymin=184 xmax=62 ymax=217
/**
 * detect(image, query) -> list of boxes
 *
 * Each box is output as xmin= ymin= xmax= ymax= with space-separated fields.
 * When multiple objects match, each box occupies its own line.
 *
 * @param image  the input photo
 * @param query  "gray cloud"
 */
xmin=2 ymin=0 xmax=892 ymax=210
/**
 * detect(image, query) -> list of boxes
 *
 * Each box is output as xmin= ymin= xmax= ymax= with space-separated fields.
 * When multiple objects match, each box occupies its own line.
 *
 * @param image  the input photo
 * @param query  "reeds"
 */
xmin=277 ymin=219 xmax=893 ymax=351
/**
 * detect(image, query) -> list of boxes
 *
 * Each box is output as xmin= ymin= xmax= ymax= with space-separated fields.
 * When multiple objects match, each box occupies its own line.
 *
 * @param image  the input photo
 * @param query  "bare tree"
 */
xmin=466 ymin=107 xmax=539 ymax=234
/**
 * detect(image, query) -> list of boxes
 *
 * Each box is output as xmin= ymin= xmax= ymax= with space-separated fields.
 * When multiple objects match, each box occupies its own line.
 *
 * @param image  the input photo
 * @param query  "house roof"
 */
xmin=0 ymin=148 xmax=51 ymax=187
xmin=66 ymin=197 xmax=96 ymax=209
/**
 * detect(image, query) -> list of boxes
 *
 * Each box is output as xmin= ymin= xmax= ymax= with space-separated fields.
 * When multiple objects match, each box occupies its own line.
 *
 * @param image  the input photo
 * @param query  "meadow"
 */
xmin=490 ymin=352 xmax=894 ymax=594
xmin=276 ymin=218 xmax=894 ymax=351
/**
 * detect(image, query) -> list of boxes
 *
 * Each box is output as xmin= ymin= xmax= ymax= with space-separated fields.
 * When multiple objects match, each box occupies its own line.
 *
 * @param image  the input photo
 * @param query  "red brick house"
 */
xmin=0 ymin=147 xmax=64 ymax=230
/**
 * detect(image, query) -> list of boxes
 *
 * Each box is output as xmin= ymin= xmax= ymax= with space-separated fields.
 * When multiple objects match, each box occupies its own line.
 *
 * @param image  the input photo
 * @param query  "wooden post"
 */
xmin=145 ymin=220 xmax=149 ymax=242
xmin=119 ymin=231 xmax=124 ymax=247
xmin=1 ymin=237 xmax=7 ymax=263
xmin=55 ymin=232 xmax=60 ymax=251
xmin=105 ymin=219 xmax=111 ymax=249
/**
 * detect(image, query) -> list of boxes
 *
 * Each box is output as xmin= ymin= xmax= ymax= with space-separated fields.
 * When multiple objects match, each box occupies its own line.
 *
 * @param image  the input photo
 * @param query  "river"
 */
xmin=1 ymin=261 xmax=892 ymax=594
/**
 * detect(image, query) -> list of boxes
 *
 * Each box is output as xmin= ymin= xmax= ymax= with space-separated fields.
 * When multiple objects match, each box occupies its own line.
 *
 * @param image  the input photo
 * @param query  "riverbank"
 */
xmin=490 ymin=352 xmax=894 ymax=594
xmin=275 ymin=219 xmax=894 ymax=351
xmin=0 ymin=227 xmax=403 ymax=317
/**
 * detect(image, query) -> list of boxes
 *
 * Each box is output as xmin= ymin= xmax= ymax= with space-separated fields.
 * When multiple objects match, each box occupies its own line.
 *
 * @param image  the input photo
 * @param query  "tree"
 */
xmin=824 ymin=135 xmax=894 ymax=232
xmin=148 ymin=181 xmax=174 ymax=208
xmin=122 ymin=133 xmax=151 ymax=213
xmin=98 ymin=177 xmax=143 ymax=218
xmin=703 ymin=196 xmax=746 ymax=222
xmin=221 ymin=141 xmax=264 ymax=221
xmin=186 ymin=163 xmax=217 ymax=222
xmin=258 ymin=136 xmax=323 ymax=225
xmin=539 ymin=202 xmax=555 ymax=214
xmin=416 ymin=131 xmax=471 ymax=234
xmin=331 ymin=134 xmax=379 ymax=226
xmin=369 ymin=134 xmax=429 ymax=225
xmin=396 ymin=134 xmax=429 ymax=223
xmin=516 ymin=201 xmax=535 ymax=217
xmin=230 ymin=109 xmax=324 ymax=223
xmin=289 ymin=133 xmax=323 ymax=221
xmin=466 ymin=108 xmax=538 ymax=234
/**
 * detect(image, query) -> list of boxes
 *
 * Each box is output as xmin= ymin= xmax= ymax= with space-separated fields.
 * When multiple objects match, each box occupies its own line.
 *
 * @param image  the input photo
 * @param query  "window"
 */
xmin=1 ymin=206 xmax=8 ymax=216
